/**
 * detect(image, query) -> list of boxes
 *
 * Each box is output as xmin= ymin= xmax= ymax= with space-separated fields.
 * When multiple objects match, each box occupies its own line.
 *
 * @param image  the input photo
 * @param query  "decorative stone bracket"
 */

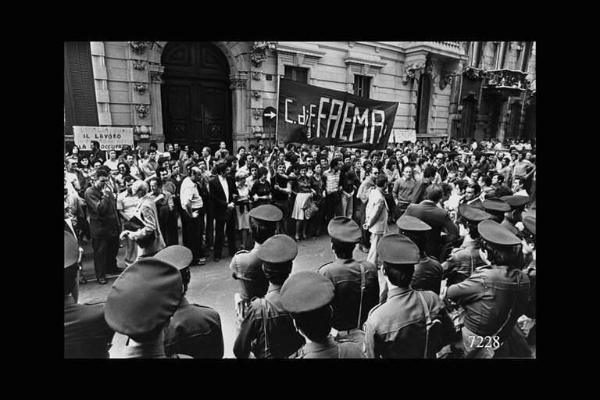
xmin=133 ymin=60 xmax=147 ymax=71
xmin=252 ymin=109 xmax=263 ymax=120
xmin=251 ymin=41 xmax=277 ymax=67
xmin=462 ymin=66 xmax=486 ymax=81
xmin=252 ymin=72 xmax=262 ymax=81
xmin=252 ymin=90 xmax=261 ymax=100
xmin=133 ymin=83 xmax=147 ymax=95
xmin=129 ymin=41 xmax=149 ymax=54
xmin=439 ymin=71 xmax=459 ymax=90
xmin=402 ymin=62 xmax=431 ymax=85
xmin=135 ymin=104 xmax=149 ymax=119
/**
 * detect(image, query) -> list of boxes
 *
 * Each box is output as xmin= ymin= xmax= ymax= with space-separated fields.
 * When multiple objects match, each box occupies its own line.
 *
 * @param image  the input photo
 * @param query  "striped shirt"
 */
xmin=323 ymin=170 xmax=340 ymax=194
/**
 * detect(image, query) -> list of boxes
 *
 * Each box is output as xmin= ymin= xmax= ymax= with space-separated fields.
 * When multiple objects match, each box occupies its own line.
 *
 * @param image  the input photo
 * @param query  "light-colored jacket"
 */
xmin=129 ymin=195 xmax=166 ymax=257
xmin=365 ymin=188 xmax=388 ymax=234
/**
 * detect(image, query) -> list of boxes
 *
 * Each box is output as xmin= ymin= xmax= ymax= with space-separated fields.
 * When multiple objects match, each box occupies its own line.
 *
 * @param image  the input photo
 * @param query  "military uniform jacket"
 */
xmin=64 ymin=297 xmax=114 ymax=358
xmin=363 ymin=287 xmax=454 ymax=358
xmin=446 ymin=265 xmax=531 ymax=337
xmin=229 ymin=243 xmax=269 ymax=302
xmin=319 ymin=259 xmax=379 ymax=331
xmin=444 ymin=243 xmax=487 ymax=285
xmin=163 ymin=297 xmax=224 ymax=359
xmin=295 ymin=336 xmax=365 ymax=359
xmin=233 ymin=286 xmax=305 ymax=359
xmin=411 ymin=256 xmax=444 ymax=294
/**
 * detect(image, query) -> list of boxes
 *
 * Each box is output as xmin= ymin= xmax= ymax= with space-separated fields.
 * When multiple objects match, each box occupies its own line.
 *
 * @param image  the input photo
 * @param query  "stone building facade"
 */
xmin=450 ymin=41 xmax=536 ymax=142
xmin=66 ymin=41 xmax=533 ymax=152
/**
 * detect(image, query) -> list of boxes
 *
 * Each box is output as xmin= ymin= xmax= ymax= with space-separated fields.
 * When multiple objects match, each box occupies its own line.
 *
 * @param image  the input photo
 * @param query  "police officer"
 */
xmin=229 ymin=204 xmax=282 ymax=328
xmin=499 ymin=195 xmax=530 ymax=235
xmin=105 ymin=255 xmax=188 ymax=358
xmin=482 ymin=198 xmax=511 ymax=223
xmin=442 ymin=205 xmax=493 ymax=286
xmin=233 ymin=234 xmax=305 ymax=358
xmin=397 ymin=215 xmax=444 ymax=295
xmin=64 ymin=232 xmax=114 ymax=358
xmin=520 ymin=214 xmax=536 ymax=352
xmin=446 ymin=220 xmax=532 ymax=358
xmin=318 ymin=217 xmax=379 ymax=345
xmin=364 ymin=233 xmax=455 ymax=358
xmin=280 ymin=271 xmax=365 ymax=358
xmin=160 ymin=246 xmax=224 ymax=358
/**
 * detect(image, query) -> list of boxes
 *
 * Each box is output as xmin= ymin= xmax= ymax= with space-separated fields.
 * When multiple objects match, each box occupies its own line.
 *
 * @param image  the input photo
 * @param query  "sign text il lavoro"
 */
xmin=73 ymin=126 xmax=134 ymax=151
xmin=277 ymin=79 xmax=399 ymax=150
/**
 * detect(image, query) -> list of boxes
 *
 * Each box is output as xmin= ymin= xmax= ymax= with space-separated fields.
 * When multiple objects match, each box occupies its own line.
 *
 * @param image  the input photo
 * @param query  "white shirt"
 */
xmin=218 ymin=175 xmax=229 ymax=203
xmin=180 ymin=177 xmax=203 ymax=209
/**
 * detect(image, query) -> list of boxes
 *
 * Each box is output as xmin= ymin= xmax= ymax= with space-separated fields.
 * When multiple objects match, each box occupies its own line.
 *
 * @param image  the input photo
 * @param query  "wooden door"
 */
xmin=161 ymin=42 xmax=231 ymax=151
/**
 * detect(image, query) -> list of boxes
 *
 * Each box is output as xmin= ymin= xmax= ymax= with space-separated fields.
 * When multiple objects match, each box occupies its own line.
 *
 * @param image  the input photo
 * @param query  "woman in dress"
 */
xmin=249 ymin=167 xmax=272 ymax=207
xmin=271 ymin=162 xmax=292 ymax=235
xmin=291 ymin=164 xmax=313 ymax=241
xmin=309 ymin=163 xmax=326 ymax=237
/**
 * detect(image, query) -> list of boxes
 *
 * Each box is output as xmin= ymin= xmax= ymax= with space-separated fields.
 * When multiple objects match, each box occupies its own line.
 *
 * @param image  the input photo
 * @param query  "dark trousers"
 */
xmin=205 ymin=203 xmax=214 ymax=248
xmin=166 ymin=208 xmax=179 ymax=246
xmin=359 ymin=201 xmax=370 ymax=248
xmin=92 ymin=236 xmax=119 ymax=280
xmin=214 ymin=212 xmax=236 ymax=259
xmin=324 ymin=192 xmax=341 ymax=224
xmin=182 ymin=210 xmax=205 ymax=261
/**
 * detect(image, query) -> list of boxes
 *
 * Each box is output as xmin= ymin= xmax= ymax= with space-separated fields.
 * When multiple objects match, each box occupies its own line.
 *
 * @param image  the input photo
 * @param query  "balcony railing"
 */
xmin=431 ymin=41 xmax=462 ymax=50
xmin=483 ymin=69 xmax=530 ymax=90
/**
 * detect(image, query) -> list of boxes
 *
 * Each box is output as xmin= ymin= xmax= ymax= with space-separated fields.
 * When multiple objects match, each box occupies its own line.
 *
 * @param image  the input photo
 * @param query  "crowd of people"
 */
xmin=64 ymin=136 xmax=537 ymax=358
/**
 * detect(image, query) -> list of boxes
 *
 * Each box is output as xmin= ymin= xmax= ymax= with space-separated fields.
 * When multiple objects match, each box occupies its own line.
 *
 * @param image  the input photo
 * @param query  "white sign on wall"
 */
xmin=73 ymin=126 xmax=134 ymax=151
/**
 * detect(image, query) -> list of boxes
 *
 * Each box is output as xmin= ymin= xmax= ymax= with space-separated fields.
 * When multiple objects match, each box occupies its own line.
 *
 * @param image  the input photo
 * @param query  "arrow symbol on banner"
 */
xmin=265 ymin=111 xmax=276 ymax=119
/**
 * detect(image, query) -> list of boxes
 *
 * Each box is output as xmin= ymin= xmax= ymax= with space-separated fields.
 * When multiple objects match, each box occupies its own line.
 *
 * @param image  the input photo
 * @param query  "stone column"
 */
xmin=90 ymin=42 xmax=112 ymax=126
xmin=149 ymin=65 xmax=165 ymax=141
xmin=230 ymin=73 xmax=250 ymax=152
xmin=496 ymin=97 xmax=509 ymax=142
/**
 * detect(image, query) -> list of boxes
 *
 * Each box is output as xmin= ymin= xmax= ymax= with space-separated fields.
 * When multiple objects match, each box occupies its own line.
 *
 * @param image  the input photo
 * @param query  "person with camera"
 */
xmin=119 ymin=180 xmax=165 ymax=261
xmin=84 ymin=166 xmax=122 ymax=284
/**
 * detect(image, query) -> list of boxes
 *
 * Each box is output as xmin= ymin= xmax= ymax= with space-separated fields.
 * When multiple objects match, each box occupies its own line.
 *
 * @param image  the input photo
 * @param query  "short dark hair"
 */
xmin=331 ymin=239 xmax=355 ymax=259
xmin=425 ymin=184 xmax=443 ymax=203
xmin=383 ymin=262 xmax=414 ymax=287
xmin=330 ymin=158 xmax=341 ymax=169
xmin=423 ymin=165 xmax=437 ymax=179
xmin=482 ymin=242 xmax=523 ymax=269
xmin=250 ymin=218 xmax=277 ymax=244
xmin=376 ymin=174 xmax=388 ymax=188
xmin=292 ymin=305 xmax=332 ymax=342
xmin=467 ymin=182 xmax=481 ymax=195
xmin=257 ymin=166 xmax=268 ymax=178
xmin=493 ymin=173 xmax=504 ymax=183
xmin=214 ymin=162 xmax=228 ymax=175
xmin=123 ymin=175 xmax=135 ymax=183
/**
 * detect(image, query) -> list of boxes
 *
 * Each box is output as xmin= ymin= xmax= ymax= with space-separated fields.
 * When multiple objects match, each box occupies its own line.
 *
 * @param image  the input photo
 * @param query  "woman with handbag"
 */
xmin=291 ymin=164 xmax=313 ymax=241
xmin=120 ymin=180 xmax=166 ymax=260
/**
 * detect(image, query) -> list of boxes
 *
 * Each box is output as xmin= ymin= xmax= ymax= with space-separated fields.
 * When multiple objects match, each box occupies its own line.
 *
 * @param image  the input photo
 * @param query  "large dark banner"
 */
xmin=277 ymin=78 xmax=399 ymax=150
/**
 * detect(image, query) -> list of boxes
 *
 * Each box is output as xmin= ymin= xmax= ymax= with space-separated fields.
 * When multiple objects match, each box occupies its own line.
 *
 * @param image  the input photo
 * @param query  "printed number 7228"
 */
xmin=469 ymin=335 xmax=500 ymax=350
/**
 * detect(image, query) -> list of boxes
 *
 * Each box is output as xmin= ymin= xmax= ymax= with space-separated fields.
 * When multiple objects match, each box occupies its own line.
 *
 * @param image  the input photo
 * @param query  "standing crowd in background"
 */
xmin=65 ymin=136 xmax=536 ymax=358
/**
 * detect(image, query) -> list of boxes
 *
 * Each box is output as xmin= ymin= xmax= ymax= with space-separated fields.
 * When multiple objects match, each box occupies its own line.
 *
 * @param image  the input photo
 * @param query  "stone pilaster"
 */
xmin=90 ymin=42 xmax=112 ymax=126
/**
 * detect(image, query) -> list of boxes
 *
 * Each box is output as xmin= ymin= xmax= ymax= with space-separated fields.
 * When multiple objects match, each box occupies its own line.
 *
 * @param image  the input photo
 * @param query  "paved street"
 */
xmin=77 ymin=226 xmax=399 ymax=358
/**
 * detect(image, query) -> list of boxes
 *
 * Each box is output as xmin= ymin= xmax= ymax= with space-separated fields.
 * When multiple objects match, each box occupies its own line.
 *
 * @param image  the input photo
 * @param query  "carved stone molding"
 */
xmin=402 ymin=62 xmax=425 ymax=85
xmin=135 ymin=104 xmax=149 ymax=119
xmin=150 ymin=70 xmax=164 ymax=84
xmin=252 ymin=72 xmax=262 ymax=81
xmin=129 ymin=41 xmax=149 ymax=54
xmin=133 ymin=83 xmax=147 ymax=95
xmin=439 ymin=71 xmax=455 ymax=90
xmin=252 ymin=109 xmax=263 ymax=120
xmin=251 ymin=41 xmax=276 ymax=67
xmin=230 ymin=78 xmax=247 ymax=90
xmin=462 ymin=66 xmax=486 ymax=80
xmin=252 ymin=90 xmax=261 ymax=100
xmin=133 ymin=60 xmax=147 ymax=71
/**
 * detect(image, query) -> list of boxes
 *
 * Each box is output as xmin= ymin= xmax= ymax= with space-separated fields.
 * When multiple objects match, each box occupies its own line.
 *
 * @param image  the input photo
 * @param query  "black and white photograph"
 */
xmin=64 ymin=41 xmax=537 ymax=359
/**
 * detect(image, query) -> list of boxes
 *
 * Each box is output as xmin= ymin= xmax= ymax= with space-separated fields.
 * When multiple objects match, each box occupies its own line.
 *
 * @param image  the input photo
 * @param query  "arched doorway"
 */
xmin=161 ymin=42 xmax=232 ymax=151
xmin=459 ymin=94 xmax=477 ymax=139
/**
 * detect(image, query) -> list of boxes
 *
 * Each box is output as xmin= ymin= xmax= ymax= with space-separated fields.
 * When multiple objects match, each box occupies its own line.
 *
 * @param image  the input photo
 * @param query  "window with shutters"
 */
xmin=64 ymin=42 xmax=98 ymax=136
xmin=353 ymin=75 xmax=371 ymax=98
xmin=284 ymin=66 xmax=308 ymax=83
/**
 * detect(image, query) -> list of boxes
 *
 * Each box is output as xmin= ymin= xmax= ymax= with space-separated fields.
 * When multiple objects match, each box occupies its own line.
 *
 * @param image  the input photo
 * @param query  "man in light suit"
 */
xmin=120 ymin=180 xmax=166 ymax=260
xmin=209 ymin=162 xmax=238 ymax=262
xmin=405 ymin=184 xmax=459 ymax=261
xmin=364 ymin=174 xmax=389 ymax=267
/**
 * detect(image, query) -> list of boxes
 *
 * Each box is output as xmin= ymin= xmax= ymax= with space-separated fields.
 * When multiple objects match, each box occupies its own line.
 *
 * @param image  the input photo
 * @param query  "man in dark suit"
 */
xmin=84 ymin=166 xmax=121 ymax=284
xmin=405 ymin=184 xmax=459 ymax=261
xmin=209 ymin=162 xmax=238 ymax=262
xmin=64 ymin=232 xmax=114 ymax=358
